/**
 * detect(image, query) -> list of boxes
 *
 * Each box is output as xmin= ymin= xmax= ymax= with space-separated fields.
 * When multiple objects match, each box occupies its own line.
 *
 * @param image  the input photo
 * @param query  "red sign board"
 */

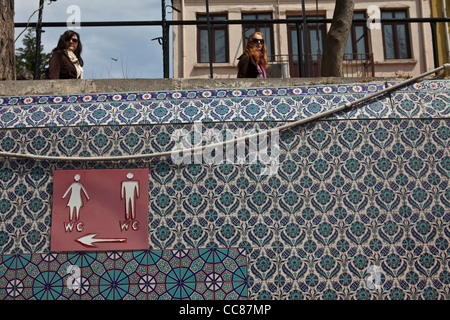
xmin=51 ymin=168 xmax=149 ymax=252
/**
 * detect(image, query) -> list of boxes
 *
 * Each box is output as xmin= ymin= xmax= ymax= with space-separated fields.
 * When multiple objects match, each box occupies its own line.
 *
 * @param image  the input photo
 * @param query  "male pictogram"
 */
xmin=121 ymin=172 xmax=139 ymax=220
xmin=62 ymin=174 xmax=90 ymax=221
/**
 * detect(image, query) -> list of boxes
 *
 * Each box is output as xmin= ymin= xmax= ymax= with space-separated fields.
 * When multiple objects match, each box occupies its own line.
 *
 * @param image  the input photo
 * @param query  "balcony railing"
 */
xmin=343 ymin=53 xmax=375 ymax=78
xmin=269 ymin=53 xmax=375 ymax=78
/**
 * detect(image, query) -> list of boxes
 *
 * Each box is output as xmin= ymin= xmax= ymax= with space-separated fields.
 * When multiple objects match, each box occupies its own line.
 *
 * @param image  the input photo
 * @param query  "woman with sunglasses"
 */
xmin=48 ymin=30 xmax=84 ymax=79
xmin=237 ymin=32 xmax=269 ymax=78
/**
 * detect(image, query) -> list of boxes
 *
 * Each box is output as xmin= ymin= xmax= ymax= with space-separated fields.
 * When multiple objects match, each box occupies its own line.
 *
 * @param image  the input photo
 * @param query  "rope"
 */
xmin=1 ymin=64 xmax=448 ymax=162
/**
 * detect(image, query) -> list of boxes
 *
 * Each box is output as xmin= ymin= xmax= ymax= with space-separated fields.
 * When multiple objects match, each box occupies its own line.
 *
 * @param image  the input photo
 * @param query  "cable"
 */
xmin=14 ymin=0 xmax=51 ymax=43
xmin=1 ymin=64 xmax=449 ymax=162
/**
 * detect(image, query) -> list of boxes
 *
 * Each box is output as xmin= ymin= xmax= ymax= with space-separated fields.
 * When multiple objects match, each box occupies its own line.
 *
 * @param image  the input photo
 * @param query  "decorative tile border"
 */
xmin=1 ymin=83 xmax=385 ymax=106
xmin=0 ymin=80 xmax=448 ymax=129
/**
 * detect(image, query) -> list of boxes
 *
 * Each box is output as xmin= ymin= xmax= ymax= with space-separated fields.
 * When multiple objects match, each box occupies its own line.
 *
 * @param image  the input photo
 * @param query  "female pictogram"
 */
xmin=62 ymin=174 xmax=90 ymax=221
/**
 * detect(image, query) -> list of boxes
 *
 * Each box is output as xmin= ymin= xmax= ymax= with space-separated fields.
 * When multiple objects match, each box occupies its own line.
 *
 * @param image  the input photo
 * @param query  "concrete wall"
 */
xmin=0 ymin=77 xmax=388 ymax=97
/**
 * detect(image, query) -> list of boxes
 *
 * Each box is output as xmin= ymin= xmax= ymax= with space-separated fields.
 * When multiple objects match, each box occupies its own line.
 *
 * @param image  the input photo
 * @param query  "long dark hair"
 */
xmin=53 ymin=30 xmax=84 ymax=66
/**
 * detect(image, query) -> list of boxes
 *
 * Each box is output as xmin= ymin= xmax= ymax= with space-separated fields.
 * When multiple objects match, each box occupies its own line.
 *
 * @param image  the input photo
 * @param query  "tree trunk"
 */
xmin=0 ymin=0 xmax=15 ymax=80
xmin=320 ymin=0 xmax=354 ymax=77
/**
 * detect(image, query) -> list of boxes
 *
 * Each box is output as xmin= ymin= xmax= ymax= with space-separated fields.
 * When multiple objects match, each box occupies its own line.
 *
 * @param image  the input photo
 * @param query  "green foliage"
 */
xmin=15 ymin=28 xmax=52 ymax=76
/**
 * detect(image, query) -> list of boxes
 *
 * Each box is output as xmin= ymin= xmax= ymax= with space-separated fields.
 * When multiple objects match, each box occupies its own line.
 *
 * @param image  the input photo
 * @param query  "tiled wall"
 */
xmin=0 ymin=248 xmax=247 ymax=300
xmin=0 ymin=80 xmax=449 ymax=300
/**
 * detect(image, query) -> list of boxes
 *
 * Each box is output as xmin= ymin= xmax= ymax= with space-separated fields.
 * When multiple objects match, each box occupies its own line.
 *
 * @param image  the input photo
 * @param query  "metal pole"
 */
xmin=442 ymin=0 xmax=450 ymax=63
xmin=34 ymin=0 xmax=44 ymax=80
xmin=162 ymin=0 xmax=170 ymax=78
xmin=205 ymin=0 xmax=213 ymax=78
xmin=301 ymin=0 xmax=310 ymax=77
xmin=15 ymin=17 xmax=450 ymax=28
xmin=430 ymin=22 xmax=440 ymax=68
xmin=296 ymin=23 xmax=303 ymax=77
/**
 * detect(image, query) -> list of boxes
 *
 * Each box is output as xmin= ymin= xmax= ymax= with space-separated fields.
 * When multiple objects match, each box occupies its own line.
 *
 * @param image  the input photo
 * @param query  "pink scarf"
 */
xmin=257 ymin=63 xmax=267 ymax=78
xmin=257 ymin=52 xmax=267 ymax=78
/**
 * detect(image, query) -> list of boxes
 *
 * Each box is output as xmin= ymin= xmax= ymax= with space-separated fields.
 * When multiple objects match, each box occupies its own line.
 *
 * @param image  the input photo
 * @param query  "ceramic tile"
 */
xmin=0 ymin=80 xmax=449 ymax=300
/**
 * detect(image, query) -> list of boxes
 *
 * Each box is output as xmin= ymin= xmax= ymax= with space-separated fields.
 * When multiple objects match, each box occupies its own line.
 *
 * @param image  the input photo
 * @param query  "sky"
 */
xmin=14 ymin=0 xmax=173 ymax=79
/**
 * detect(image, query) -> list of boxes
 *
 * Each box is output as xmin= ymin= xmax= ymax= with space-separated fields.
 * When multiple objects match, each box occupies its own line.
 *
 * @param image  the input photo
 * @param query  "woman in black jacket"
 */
xmin=48 ymin=30 xmax=84 ymax=79
xmin=237 ymin=32 xmax=269 ymax=78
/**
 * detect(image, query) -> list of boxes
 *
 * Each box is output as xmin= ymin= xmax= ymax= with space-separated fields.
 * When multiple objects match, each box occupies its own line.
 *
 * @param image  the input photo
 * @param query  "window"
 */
xmin=287 ymin=15 xmax=326 ymax=77
xmin=242 ymin=13 xmax=274 ymax=61
xmin=197 ymin=14 xmax=228 ymax=63
xmin=344 ymin=12 xmax=370 ymax=60
xmin=382 ymin=10 xmax=411 ymax=59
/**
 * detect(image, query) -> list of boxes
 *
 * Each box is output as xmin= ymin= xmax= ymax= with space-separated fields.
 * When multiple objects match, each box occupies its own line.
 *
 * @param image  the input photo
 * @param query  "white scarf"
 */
xmin=65 ymin=49 xmax=84 ymax=79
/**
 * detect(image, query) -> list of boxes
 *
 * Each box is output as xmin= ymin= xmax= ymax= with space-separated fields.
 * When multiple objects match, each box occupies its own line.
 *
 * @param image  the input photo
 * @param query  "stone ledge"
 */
xmin=0 ymin=77 xmax=393 ymax=97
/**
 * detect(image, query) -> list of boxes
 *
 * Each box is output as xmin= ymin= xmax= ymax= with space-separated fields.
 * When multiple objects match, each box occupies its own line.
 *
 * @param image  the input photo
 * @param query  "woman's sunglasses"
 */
xmin=66 ymin=37 xmax=79 ymax=43
xmin=251 ymin=38 xmax=264 ymax=44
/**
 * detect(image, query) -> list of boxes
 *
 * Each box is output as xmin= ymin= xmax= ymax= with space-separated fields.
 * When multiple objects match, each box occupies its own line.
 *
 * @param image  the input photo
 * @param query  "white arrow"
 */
xmin=76 ymin=234 xmax=127 ymax=247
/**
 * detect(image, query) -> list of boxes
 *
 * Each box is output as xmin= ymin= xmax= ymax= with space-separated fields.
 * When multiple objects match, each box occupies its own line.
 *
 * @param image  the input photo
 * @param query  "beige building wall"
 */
xmin=430 ymin=0 xmax=450 ymax=65
xmin=172 ymin=0 xmax=434 ymax=78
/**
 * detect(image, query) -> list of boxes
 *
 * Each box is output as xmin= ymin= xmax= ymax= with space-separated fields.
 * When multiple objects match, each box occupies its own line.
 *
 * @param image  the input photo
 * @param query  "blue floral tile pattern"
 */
xmin=388 ymin=81 xmax=450 ymax=118
xmin=1 ymin=80 xmax=447 ymax=129
xmin=0 ymin=79 xmax=449 ymax=300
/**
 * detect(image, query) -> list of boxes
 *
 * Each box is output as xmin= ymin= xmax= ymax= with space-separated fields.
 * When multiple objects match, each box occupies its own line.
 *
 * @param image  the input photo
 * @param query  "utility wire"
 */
xmin=14 ymin=1 xmax=47 ymax=43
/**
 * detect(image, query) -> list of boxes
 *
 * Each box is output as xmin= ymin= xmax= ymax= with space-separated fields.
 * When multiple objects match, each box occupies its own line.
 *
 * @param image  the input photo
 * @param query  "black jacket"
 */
xmin=48 ymin=48 xmax=79 ymax=79
xmin=237 ymin=53 xmax=260 ymax=78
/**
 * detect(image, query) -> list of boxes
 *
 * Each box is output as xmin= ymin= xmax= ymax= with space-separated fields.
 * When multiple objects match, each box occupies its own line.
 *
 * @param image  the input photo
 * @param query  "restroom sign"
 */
xmin=51 ymin=168 xmax=149 ymax=252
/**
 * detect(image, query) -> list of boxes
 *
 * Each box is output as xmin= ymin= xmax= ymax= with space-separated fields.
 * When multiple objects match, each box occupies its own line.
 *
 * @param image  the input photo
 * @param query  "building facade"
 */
xmin=172 ymin=0 xmax=436 ymax=78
